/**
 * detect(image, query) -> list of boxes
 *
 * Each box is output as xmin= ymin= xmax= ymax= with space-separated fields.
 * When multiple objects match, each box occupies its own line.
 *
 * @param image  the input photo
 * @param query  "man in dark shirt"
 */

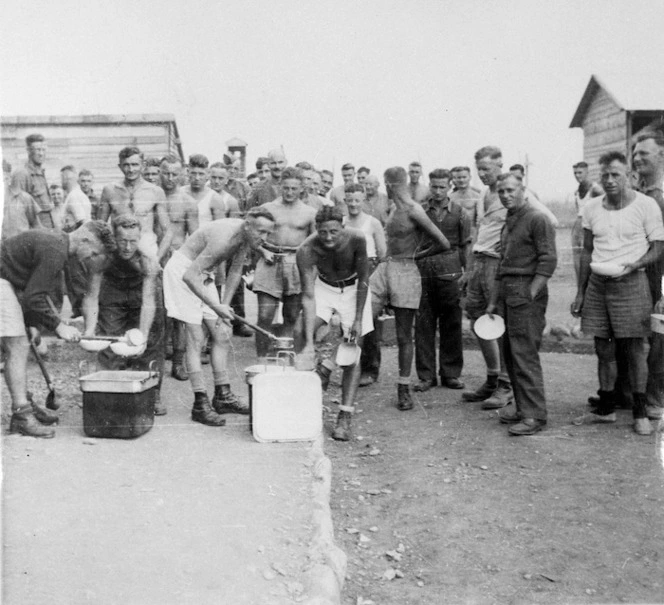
xmin=487 ymin=174 xmax=557 ymax=436
xmin=1 ymin=222 xmax=116 ymax=437
xmin=414 ymin=169 xmax=471 ymax=392
xmin=246 ymin=149 xmax=287 ymax=209
xmin=82 ymin=215 xmax=166 ymax=415
xmin=11 ymin=133 xmax=54 ymax=229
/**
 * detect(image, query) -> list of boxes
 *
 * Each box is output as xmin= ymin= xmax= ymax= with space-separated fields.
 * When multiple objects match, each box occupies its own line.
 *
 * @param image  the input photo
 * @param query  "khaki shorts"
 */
xmin=253 ymin=254 xmax=301 ymax=299
xmin=0 ymin=279 xmax=26 ymax=337
xmin=314 ymin=278 xmax=374 ymax=336
xmin=369 ymin=258 xmax=421 ymax=310
xmin=465 ymin=254 xmax=500 ymax=320
xmin=163 ymin=250 xmax=219 ymax=325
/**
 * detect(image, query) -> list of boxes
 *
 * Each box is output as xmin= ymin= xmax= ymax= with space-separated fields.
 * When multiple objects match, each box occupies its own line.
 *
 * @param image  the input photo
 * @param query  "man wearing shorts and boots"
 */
xmin=253 ymin=167 xmax=317 ymax=359
xmin=1 ymin=222 xmax=116 ymax=437
xmin=462 ymin=146 xmax=514 ymax=409
xmin=163 ymin=208 xmax=275 ymax=426
xmin=365 ymin=166 xmax=451 ymax=410
xmin=571 ymin=151 xmax=664 ymax=436
xmin=297 ymin=207 xmax=373 ymax=441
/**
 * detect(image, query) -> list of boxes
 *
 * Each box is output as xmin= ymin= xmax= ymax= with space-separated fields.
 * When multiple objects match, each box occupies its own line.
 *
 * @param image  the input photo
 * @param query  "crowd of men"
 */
xmin=1 ymin=131 xmax=663 ymax=441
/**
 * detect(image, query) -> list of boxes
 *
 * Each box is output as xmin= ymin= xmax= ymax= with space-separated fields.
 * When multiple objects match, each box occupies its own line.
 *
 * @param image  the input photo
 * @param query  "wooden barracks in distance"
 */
xmin=1 ymin=113 xmax=185 ymax=191
xmin=570 ymin=74 xmax=664 ymax=179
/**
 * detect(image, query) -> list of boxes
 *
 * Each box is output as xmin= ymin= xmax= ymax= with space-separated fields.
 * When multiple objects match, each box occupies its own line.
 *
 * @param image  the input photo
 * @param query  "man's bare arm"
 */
xmin=155 ymin=200 xmax=173 ymax=262
xmin=182 ymin=245 xmax=233 ymax=321
xmin=296 ymin=245 xmax=318 ymax=349
xmin=82 ymin=272 xmax=102 ymax=336
xmin=98 ymin=187 xmax=112 ymax=222
xmin=220 ymin=247 xmax=247 ymax=307
xmin=409 ymin=204 xmax=451 ymax=250
xmin=571 ymin=229 xmax=594 ymax=317
xmin=138 ymin=260 xmax=160 ymax=337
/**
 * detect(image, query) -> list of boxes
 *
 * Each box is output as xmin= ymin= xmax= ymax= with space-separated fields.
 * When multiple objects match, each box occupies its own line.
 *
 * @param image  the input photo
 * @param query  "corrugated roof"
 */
xmin=570 ymin=74 xmax=664 ymax=128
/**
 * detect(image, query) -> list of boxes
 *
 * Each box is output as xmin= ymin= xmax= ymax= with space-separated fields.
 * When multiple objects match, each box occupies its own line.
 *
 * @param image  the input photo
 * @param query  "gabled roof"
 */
xmin=1 ymin=113 xmax=178 ymax=126
xmin=570 ymin=74 xmax=664 ymax=128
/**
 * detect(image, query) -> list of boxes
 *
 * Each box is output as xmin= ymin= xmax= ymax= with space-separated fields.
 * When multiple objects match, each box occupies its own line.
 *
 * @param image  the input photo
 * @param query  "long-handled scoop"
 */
xmin=80 ymin=329 xmax=146 ymax=346
xmin=229 ymin=312 xmax=294 ymax=349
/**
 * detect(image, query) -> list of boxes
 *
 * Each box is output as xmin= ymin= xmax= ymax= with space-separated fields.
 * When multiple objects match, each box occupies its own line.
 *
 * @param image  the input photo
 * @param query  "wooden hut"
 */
xmin=1 ymin=113 xmax=184 ymax=191
xmin=225 ymin=137 xmax=248 ymax=177
xmin=569 ymin=74 xmax=664 ymax=180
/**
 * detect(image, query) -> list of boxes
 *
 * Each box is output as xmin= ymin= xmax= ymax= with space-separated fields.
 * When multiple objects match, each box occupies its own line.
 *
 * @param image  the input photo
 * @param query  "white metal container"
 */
xmin=251 ymin=371 xmax=322 ymax=442
xmin=79 ymin=370 xmax=159 ymax=393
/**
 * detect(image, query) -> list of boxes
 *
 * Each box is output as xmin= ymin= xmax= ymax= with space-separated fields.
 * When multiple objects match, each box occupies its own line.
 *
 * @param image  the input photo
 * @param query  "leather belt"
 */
xmin=318 ymin=273 xmax=357 ymax=288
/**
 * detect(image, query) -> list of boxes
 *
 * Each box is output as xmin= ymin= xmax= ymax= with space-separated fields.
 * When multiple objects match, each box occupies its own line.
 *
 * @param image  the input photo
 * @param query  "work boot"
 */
xmin=27 ymin=391 xmax=59 ymax=425
xmin=171 ymin=351 xmax=188 ymax=381
xmin=358 ymin=374 xmax=376 ymax=387
xmin=213 ymin=384 xmax=249 ymax=415
xmin=10 ymin=406 xmax=56 ymax=438
xmin=316 ymin=361 xmax=333 ymax=391
xmin=588 ymin=389 xmax=616 ymax=415
xmin=191 ymin=392 xmax=226 ymax=426
xmin=153 ymin=392 xmax=167 ymax=416
xmin=332 ymin=411 xmax=352 ymax=441
xmin=397 ymin=384 xmax=413 ymax=411
xmin=233 ymin=324 xmax=254 ymax=338
xmin=481 ymin=381 xmax=513 ymax=409
xmin=462 ymin=376 xmax=498 ymax=402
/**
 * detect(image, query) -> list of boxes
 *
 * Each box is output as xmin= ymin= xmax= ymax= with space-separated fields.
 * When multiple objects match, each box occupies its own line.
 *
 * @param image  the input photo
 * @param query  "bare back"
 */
xmin=179 ymin=219 xmax=246 ymax=272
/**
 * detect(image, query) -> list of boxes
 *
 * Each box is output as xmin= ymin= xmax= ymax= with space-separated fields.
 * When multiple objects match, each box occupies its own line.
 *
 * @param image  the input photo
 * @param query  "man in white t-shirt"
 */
xmin=571 ymin=151 xmax=664 ymax=436
xmin=61 ymin=165 xmax=91 ymax=232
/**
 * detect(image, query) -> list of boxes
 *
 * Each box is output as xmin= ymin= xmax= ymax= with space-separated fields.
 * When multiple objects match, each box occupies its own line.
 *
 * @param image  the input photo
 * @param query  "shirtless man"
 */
xmin=297 ymin=206 xmax=373 ymax=441
xmin=450 ymin=165 xmax=482 ymax=230
xmin=329 ymin=163 xmax=356 ymax=209
xmin=142 ymin=157 xmax=162 ymax=186
xmin=408 ymin=161 xmax=429 ymax=204
xmin=160 ymin=155 xmax=199 ymax=380
xmin=163 ymin=208 xmax=275 ymax=425
xmin=253 ymin=167 xmax=317 ymax=359
xmin=209 ymin=163 xmax=241 ymax=217
xmin=362 ymin=167 xmax=451 ymax=409
xmin=183 ymin=154 xmax=226 ymax=225
xmin=99 ymin=146 xmax=172 ymax=262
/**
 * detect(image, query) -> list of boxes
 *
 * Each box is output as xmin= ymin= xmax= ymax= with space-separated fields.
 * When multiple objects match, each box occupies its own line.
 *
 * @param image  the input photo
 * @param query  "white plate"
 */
xmin=590 ymin=261 xmax=624 ymax=277
xmin=474 ymin=314 xmax=505 ymax=340
xmin=336 ymin=342 xmax=361 ymax=367
xmin=110 ymin=342 xmax=144 ymax=357
xmin=79 ymin=340 xmax=111 ymax=352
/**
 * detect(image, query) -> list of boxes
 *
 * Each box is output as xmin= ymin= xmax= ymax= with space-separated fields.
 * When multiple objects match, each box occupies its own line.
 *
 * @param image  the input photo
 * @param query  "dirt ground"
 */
xmin=322 ymin=346 xmax=664 ymax=605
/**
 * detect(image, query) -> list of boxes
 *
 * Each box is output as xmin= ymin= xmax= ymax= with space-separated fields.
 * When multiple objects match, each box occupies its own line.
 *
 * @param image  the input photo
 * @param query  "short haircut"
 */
xmin=357 ymin=166 xmax=370 ymax=174
xmin=84 ymin=220 xmax=117 ymax=254
xmin=383 ymin=166 xmax=408 ymax=185
xmin=572 ymin=162 xmax=588 ymax=169
xmin=78 ymin=168 xmax=93 ymax=178
xmin=598 ymin=151 xmax=628 ymax=167
xmin=474 ymin=146 xmax=502 ymax=162
xmin=112 ymin=214 xmax=142 ymax=234
xmin=119 ymin=146 xmax=142 ymax=163
xmin=247 ymin=172 xmax=258 ymax=180
xmin=429 ymin=168 xmax=452 ymax=181
xmin=280 ymin=167 xmax=302 ymax=182
xmin=246 ymin=206 xmax=275 ymax=223
xmin=209 ymin=162 xmax=227 ymax=171
xmin=509 ymin=163 xmax=525 ymax=174
xmin=256 ymin=156 xmax=270 ymax=169
xmin=315 ymin=206 xmax=344 ymax=225
xmin=160 ymin=154 xmax=182 ymax=166
xmin=635 ymin=132 xmax=664 ymax=148
xmin=60 ymin=165 xmax=76 ymax=174
xmin=496 ymin=172 xmax=522 ymax=184
xmin=341 ymin=163 xmax=355 ymax=172
xmin=320 ymin=169 xmax=333 ymax=178
xmin=451 ymin=166 xmax=471 ymax=174
xmin=344 ymin=183 xmax=366 ymax=195
xmin=188 ymin=154 xmax=209 ymax=169
xmin=49 ymin=183 xmax=63 ymax=191
xmin=408 ymin=161 xmax=422 ymax=169
xmin=26 ymin=133 xmax=45 ymax=146
xmin=295 ymin=161 xmax=315 ymax=171
xmin=144 ymin=156 xmax=161 ymax=168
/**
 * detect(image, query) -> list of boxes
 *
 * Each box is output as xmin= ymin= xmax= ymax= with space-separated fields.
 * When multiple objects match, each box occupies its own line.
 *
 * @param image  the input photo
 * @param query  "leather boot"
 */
xmin=10 ymin=406 xmax=56 ymax=438
xmin=27 ymin=391 xmax=59 ymax=425
xmin=213 ymin=384 xmax=249 ymax=415
xmin=462 ymin=375 xmax=498 ymax=402
xmin=397 ymin=384 xmax=413 ymax=411
xmin=171 ymin=351 xmax=188 ymax=381
xmin=191 ymin=392 xmax=226 ymax=426
xmin=332 ymin=411 xmax=352 ymax=441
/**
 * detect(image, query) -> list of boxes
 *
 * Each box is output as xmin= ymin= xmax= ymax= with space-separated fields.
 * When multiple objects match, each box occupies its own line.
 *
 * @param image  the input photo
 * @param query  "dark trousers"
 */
xmin=230 ymin=281 xmax=246 ymax=320
xmin=415 ymin=259 xmax=463 ymax=382
xmin=360 ymin=329 xmax=381 ymax=379
xmin=501 ymin=277 xmax=548 ymax=421
xmin=96 ymin=293 xmax=166 ymax=391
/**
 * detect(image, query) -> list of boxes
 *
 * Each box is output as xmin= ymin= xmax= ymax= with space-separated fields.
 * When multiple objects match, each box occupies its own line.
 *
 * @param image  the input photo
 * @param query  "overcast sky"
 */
xmin=1 ymin=0 xmax=662 ymax=199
